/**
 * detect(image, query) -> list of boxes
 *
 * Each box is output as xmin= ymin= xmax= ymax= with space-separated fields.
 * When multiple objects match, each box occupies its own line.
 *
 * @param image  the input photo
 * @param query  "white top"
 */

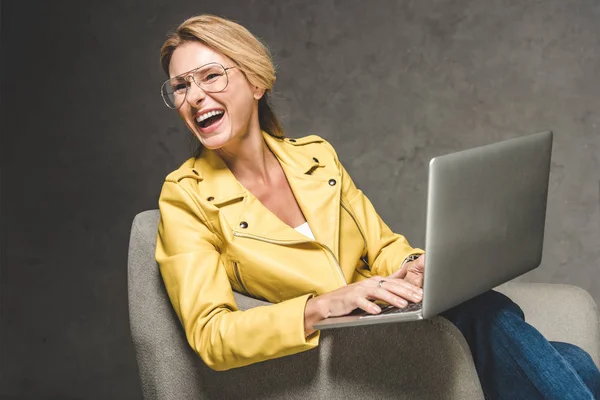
xmin=294 ymin=221 xmax=316 ymax=240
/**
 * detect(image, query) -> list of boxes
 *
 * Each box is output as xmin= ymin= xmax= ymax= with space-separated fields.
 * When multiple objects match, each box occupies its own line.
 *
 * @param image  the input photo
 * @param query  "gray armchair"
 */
xmin=128 ymin=210 xmax=600 ymax=400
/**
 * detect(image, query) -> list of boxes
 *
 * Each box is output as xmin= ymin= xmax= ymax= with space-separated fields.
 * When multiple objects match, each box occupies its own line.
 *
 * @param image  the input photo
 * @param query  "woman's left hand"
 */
xmin=388 ymin=254 xmax=426 ymax=288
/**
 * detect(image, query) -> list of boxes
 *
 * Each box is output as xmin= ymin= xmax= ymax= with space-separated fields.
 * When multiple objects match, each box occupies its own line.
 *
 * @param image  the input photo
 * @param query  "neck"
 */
xmin=215 ymin=125 xmax=277 ymax=185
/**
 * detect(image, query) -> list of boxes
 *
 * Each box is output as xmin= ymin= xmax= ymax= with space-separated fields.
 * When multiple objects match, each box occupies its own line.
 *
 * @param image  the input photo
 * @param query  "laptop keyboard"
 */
xmin=360 ymin=302 xmax=423 ymax=318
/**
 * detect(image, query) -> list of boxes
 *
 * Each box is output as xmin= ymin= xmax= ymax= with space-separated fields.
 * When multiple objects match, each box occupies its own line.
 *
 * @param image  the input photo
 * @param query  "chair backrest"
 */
xmin=128 ymin=210 xmax=484 ymax=400
xmin=128 ymin=210 xmax=205 ymax=399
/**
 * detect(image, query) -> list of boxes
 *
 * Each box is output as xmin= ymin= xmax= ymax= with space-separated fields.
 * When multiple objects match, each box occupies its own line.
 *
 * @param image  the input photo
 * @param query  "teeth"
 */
xmin=196 ymin=110 xmax=224 ymax=123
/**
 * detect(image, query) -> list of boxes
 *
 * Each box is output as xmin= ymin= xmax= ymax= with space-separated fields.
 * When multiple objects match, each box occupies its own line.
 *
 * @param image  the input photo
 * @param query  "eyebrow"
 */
xmin=172 ymin=62 xmax=219 ymax=79
xmin=172 ymin=68 xmax=196 ymax=79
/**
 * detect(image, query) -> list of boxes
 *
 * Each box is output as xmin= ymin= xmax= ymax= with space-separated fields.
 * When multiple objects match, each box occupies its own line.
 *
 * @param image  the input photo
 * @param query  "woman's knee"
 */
xmin=441 ymin=290 xmax=524 ymax=326
xmin=481 ymin=290 xmax=525 ymax=319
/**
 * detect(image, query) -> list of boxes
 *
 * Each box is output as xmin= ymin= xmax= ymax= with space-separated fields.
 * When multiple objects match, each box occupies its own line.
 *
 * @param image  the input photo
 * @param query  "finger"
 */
xmin=406 ymin=263 xmax=424 ymax=285
xmin=388 ymin=254 xmax=426 ymax=280
xmin=366 ymin=280 xmax=416 ymax=307
xmin=405 ymin=272 xmax=423 ymax=288
xmin=355 ymin=297 xmax=382 ymax=314
xmin=388 ymin=266 xmax=408 ymax=280
xmin=380 ymin=279 xmax=423 ymax=304
xmin=386 ymin=277 xmax=422 ymax=292
xmin=368 ymin=286 xmax=409 ymax=308
xmin=413 ymin=273 xmax=423 ymax=288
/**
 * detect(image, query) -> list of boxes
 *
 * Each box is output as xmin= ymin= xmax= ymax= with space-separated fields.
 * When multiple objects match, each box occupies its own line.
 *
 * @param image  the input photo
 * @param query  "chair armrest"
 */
xmin=233 ymin=290 xmax=485 ymax=399
xmin=316 ymin=317 xmax=484 ymax=399
xmin=495 ymin=282 xmax=600 ymax=367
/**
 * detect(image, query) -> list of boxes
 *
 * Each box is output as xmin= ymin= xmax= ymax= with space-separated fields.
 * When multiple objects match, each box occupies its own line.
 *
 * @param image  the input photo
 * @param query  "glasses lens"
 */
xmin=193 ymin=63 xmax=228 ymax=93
xmin=160 ymin=63 xmax=229 ymax=109
xmin=161 ymin=77 xmax=187 ymax=109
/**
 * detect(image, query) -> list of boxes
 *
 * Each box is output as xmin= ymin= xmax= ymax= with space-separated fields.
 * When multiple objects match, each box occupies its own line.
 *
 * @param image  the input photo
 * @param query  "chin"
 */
xmin=195 ymin=129 xmax=232 ymax=150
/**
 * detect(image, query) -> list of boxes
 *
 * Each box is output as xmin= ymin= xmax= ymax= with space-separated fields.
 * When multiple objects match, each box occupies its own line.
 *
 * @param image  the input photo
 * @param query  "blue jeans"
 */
xmin=440 ymin=290 xmax=600 ymax=400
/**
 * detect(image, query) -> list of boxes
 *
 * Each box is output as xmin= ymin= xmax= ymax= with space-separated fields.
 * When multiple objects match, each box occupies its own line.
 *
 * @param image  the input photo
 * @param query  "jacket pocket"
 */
xmin=232 ymin=261 xmax=249 ymax=295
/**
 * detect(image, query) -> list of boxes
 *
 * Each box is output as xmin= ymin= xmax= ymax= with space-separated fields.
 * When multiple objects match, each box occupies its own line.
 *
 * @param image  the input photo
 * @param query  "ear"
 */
xmin=253 ymin=86 xmax=265 ymax=100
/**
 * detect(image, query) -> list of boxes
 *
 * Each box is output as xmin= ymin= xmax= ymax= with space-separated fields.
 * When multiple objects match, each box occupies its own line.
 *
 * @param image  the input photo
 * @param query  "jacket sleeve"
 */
xmin=324 ymin=141 xmax=425 ymax=277
xmin=155 ymin=180 xmax=319 ymax=371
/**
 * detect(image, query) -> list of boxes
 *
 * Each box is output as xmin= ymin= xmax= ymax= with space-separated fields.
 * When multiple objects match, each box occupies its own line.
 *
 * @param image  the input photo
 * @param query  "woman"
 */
xmin=155 ymin=14 xmax=600 ymax=398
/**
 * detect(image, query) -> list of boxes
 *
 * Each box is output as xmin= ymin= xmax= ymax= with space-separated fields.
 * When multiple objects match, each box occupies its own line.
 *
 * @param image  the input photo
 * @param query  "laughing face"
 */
xmin=168 ymin=41 xmax=265 ymax=150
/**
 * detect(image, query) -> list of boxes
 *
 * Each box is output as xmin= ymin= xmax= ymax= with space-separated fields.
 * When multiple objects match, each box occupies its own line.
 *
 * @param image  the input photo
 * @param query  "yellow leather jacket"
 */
xmin=156 ymin=131 xmax=424 ymax=371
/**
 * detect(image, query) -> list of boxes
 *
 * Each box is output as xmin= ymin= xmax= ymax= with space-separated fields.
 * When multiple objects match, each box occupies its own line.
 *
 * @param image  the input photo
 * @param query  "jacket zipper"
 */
xmin=232 ymin=231 xmax=347 ymax=286
xmin=340 ymin=200 xmax=370 ymax=269
xmin=232 ymin=261 xmax=248 ymax=294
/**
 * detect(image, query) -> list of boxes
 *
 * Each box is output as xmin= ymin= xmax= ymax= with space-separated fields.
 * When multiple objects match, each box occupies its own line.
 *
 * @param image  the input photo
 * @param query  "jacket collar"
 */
xmin=193 ymin=146 xmax=245 ymax=207
xmin=192 ymin=131 xmax=327 ymax=205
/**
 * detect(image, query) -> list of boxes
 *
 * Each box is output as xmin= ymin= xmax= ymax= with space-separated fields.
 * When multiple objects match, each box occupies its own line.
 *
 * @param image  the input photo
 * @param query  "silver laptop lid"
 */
xmin=422 ymin=131 xmax=553 ymax=318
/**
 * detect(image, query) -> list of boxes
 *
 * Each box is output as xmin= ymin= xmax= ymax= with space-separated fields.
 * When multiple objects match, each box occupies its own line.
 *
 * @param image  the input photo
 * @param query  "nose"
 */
xmin=185 ymin=79 xmax=206 ymax=107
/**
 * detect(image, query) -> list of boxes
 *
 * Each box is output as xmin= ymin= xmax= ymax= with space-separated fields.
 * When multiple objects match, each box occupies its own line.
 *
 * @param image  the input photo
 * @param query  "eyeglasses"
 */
xmin=160 ymin=62 xmax=237 ymax=109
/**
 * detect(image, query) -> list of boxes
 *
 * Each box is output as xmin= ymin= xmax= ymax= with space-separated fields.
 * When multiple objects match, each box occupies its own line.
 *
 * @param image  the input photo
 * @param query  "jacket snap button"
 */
xmin=313 ymin=157 xmax=319 ymax=163
xmin=289 ymin=139 xmax=296 ymax=143
xmin=239 ymin=221 xmax=248 ymax=229
xmin=207 ymin=196 xmax=214 ymax=201
xmin=328 ymin=179 xmax=337 ymax=186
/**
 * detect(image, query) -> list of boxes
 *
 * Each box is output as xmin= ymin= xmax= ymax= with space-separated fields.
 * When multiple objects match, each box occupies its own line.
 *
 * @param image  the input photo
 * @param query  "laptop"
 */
xmin=314 ymin=131 xmax=553 ymax=330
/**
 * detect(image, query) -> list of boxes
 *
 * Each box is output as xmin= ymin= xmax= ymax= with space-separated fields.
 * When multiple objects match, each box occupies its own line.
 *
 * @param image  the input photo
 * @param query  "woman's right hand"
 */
xmin=303 ymin=276 xmax=423 ymax=336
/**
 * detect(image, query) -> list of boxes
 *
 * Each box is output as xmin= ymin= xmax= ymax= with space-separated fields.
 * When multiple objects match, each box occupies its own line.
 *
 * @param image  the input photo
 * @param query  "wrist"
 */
xmin=304 ymin=296 xmax=328 ymax=336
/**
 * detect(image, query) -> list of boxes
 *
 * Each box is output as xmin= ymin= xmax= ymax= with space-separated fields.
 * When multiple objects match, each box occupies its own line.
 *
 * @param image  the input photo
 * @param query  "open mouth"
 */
xmin=196 ymin=110 xmax=224 ymax=129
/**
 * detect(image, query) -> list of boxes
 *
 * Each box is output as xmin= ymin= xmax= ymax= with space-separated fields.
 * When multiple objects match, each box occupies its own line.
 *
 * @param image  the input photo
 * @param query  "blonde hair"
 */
xmin=161 ymin=14 xmax=284 ymax=151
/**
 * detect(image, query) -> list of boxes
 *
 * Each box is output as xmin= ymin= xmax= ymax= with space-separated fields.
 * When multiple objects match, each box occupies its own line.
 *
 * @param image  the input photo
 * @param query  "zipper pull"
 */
xmin=360 ymin=256 xmax=371 ymax=269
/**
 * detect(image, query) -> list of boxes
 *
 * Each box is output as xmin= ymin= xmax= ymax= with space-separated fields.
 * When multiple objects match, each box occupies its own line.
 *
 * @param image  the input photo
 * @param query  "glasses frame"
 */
xmin=160 ymin=62 xmax=238 ymax=109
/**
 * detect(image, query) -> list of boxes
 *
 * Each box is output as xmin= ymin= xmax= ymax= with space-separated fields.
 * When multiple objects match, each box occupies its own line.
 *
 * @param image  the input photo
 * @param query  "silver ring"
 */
xmin=378 ymin=279 xmax=386 ymax=289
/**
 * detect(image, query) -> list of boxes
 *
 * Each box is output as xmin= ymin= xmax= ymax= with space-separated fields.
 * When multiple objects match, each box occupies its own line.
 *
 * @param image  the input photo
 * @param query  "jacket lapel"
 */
xmin=280 ymin=166 xmax=342 ymax=256
xmin=264 ymin=133 xmax=342 ymax=257
xmin=195 ymin=132 xmax=342 ymax=257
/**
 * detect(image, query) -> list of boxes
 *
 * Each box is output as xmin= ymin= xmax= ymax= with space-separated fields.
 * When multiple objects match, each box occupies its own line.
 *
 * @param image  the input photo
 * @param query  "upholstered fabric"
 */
xmin=128 ymin=210 xmax=599 ymax=399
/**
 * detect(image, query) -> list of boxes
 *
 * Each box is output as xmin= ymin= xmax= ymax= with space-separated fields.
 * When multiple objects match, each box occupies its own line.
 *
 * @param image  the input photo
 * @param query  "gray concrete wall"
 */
xmin=1 ymin=0 xmax=598 ymax=398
